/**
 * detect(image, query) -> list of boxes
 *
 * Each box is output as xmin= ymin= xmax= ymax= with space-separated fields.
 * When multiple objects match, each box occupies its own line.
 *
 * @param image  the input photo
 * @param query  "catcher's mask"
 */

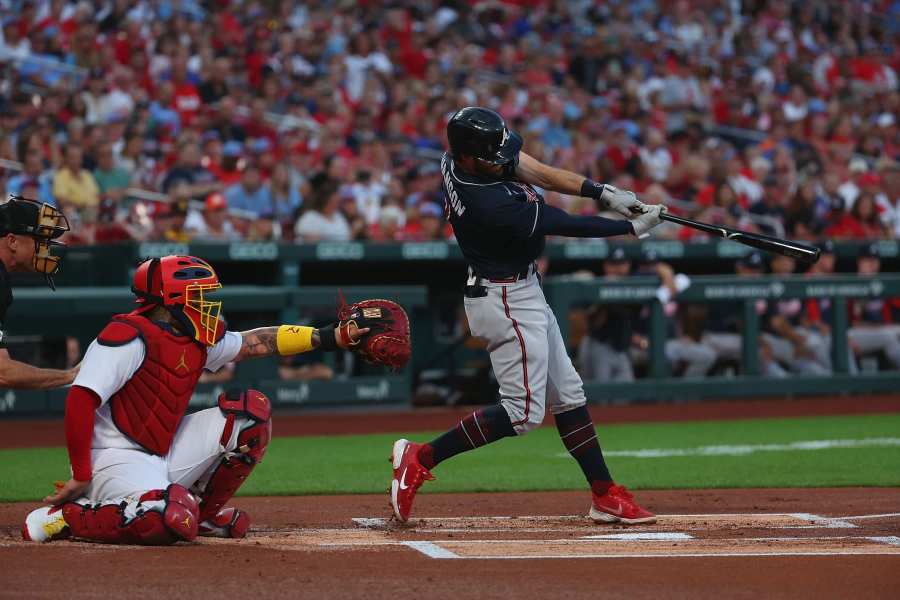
xmin=132 ymin=255 xmax=225 ymax=346
xmin=0 ymin=196 xmax=70 ymax=289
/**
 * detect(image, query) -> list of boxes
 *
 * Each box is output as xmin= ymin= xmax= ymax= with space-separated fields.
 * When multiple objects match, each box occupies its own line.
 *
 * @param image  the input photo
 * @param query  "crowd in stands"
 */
xmin=0 ymin=0 xmax=898 ymax=248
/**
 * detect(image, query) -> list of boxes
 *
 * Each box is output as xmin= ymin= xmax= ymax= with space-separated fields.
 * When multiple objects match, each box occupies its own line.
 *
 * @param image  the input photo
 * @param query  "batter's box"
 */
xmin=402 ymin=536 xmax=900 ymax=560
xmin=353 ymin=513 xmax=857 ymax=533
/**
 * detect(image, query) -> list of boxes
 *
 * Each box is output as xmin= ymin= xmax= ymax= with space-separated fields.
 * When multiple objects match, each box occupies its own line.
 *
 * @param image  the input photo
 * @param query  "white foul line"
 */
xmin=435 ymin=551 xmax=900 ymax=560
xmin=841 ymin=513 xmax=900 ymax=521
xmin=868 ymin=536 xmax=900 ymax=546
xmin=556 ymin=437 xmax=900 ymax=459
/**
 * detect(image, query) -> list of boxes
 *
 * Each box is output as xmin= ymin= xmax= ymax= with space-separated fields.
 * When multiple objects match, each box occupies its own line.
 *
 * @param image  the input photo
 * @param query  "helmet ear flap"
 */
xmin=132 ymin=257 xmax=164 ymax=304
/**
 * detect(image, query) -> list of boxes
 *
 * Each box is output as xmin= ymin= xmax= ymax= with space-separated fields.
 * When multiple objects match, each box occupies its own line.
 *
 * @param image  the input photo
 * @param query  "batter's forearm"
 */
xmin=536 ymin=204 xmax=634 ymax=238
xmin=0 ymin=352 xmax=75 ymax=390
xmin=515 ymin=152 xmax=586 ymax=195
xmin=235 ymin=326 xmax=323 ymax=361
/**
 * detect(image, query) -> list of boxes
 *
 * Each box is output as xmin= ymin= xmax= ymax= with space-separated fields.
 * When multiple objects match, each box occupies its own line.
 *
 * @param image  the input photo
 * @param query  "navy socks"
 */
xmin=418 ymin=404 xmax=516 ymax=469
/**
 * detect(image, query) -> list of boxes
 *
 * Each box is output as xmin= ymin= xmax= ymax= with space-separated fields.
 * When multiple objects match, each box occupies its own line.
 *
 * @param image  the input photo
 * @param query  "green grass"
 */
xmin=2 ymin=414 xmax=899 ymax=502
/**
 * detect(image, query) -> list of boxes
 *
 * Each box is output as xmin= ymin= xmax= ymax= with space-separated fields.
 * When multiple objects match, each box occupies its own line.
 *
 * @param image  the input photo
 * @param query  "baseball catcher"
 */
xmin=23 ymin=255 xmax=404 ymax=544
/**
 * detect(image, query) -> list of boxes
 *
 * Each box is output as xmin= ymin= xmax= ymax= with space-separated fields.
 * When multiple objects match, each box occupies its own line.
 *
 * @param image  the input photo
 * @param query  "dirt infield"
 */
xmin=3 ymin=393 xmax=900 ymax=448
xmin=1 ymin=488 xmax=899 ymax=599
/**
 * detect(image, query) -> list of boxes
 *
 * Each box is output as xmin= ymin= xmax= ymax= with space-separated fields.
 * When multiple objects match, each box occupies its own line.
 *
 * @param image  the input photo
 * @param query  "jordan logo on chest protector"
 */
xmin=175 ymin=350 xmax=189 ymax=372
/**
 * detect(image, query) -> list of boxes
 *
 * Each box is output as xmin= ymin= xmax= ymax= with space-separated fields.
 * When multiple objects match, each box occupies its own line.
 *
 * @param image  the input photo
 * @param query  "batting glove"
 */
xmin=598 ymin=185 xmax=649 ymax=219
xmin=630 ymin=204 xmax=666 ymax=238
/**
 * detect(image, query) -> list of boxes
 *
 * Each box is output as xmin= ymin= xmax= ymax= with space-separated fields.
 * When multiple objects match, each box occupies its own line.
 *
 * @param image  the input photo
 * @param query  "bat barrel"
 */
xmin=659 ymin=212 xmax=820 ymax=263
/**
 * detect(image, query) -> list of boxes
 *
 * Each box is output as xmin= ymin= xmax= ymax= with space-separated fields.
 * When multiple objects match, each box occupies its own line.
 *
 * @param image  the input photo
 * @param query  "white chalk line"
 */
xmin=841 ymin=513 xmax=900 ymax=521
xmin=396 ymin=536 xmax=900 ymax=560
xmin=557 ymin=437 xmax=900 ymax=459
xmin=396 ymin=535 xmax=882 ymax=545
xmin=416 ymin=551 xmax=900 ymax=560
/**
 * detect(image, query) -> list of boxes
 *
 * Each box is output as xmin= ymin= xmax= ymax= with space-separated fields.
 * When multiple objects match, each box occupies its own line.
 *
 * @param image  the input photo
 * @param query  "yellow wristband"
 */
xmin=276 ymin=325 xmax=315 ymax=355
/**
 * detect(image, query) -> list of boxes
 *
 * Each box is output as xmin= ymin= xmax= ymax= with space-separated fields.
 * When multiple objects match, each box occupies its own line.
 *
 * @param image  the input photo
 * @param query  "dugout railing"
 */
xmin=28 ymin=239 xmax=900 ymax=291
xmin=2 ymin=266 xmax=899 ymax=416
xmin=543 ymin=273 xmax=900 ymax=401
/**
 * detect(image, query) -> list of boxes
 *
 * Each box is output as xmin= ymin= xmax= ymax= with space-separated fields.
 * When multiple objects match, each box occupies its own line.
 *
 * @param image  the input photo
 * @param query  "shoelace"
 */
xmin=611 ymin=485 xmax=635 ymax=500
xmin=410 ymin=465 xmax=435 ymax=488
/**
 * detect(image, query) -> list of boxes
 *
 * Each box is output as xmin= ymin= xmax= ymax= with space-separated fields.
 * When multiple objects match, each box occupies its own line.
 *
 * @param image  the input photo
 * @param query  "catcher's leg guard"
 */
xmin=196 ymin=389 xmax=272 ymax=525
xmin=60 ymin=483 xmax=199 ymax=545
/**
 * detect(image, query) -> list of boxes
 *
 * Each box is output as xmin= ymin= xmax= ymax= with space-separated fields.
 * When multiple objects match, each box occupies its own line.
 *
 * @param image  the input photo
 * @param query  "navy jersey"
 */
xmin=440 ymin=153 xmax=544 ymax=278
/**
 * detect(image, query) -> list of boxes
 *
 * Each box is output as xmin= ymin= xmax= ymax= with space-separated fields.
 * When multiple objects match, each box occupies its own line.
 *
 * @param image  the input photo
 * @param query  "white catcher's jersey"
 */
xmin=73 ymin=331 xmax=242 ymax=451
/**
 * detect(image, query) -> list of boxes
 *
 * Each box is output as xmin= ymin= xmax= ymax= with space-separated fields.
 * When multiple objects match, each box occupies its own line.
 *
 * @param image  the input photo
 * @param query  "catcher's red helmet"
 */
xmin=132 ymin=255 xmax=225 ymax=346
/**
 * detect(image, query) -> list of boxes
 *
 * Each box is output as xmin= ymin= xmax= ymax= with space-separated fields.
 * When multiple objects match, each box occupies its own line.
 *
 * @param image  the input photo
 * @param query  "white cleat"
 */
xmin=22 ymin=506 xmax=70 ymax=542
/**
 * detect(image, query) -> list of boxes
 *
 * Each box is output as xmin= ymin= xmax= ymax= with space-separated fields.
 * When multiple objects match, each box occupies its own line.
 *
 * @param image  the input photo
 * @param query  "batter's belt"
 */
xmin=465 ymin=263 xmax=538 ymax=298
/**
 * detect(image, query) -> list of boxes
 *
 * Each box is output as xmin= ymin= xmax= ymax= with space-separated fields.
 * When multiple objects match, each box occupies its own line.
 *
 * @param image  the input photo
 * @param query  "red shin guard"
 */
xmin=198 ymin=389 xmax=272 ymax=523
xmin=61 ymin=484 xmax=199 ymax=545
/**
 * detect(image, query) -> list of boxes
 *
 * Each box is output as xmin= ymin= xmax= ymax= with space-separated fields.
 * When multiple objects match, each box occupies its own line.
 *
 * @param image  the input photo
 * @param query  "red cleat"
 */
xmin=589 ymin=484 xmax=657 ymax=525
xmin=199 ymin=507 xmax=250 ymax=539
xmin=389 ymin=439 xmax=434 ymax=523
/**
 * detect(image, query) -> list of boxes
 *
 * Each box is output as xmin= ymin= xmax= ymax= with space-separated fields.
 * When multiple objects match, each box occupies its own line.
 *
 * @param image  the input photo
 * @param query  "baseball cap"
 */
xmin=607 ymin=247 xmax=629 ymax=263
xmin=642 ymin=248 xmax=660 ymax=265
xmin=858 ymin=243 xmax=880 ymax=259
xmin=819 ymin=239 xmax=836 ymax=255
xmin=739 ymin=251 xmax=764 ymax=269
xmin=205 ymin=193 xmax=227 ymax=211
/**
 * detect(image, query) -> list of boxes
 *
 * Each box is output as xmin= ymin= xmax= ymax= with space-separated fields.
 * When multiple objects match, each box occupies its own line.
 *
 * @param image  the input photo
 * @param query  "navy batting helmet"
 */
xmin=447 ymin=107 xmax=523 ymax=168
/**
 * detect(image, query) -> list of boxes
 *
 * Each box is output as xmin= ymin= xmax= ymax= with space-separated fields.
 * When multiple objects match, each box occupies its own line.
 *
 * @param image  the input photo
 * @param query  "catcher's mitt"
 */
xmin=338 ymin=297 xmax=411 ymax=370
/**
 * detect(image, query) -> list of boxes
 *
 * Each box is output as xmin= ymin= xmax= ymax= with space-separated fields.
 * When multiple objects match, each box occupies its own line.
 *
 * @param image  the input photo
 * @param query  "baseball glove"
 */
xmin=337 ymin=297 xmax=411 ymax=370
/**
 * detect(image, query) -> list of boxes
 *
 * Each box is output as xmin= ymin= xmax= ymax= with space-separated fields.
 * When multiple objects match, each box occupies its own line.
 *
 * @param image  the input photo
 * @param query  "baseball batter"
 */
xmin=390 ymin=107 xmax=663 ymax=525
xmin=22 ymin=255 xmax=378 ymax=544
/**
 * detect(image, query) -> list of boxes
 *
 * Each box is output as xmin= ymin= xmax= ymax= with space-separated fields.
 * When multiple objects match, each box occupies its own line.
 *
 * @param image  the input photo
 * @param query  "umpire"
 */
xmin=0 ymin=196 xmax=77 ymax=389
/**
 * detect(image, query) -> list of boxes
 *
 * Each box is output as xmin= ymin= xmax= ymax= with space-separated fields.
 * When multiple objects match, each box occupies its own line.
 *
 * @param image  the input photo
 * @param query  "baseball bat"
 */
xmin=659 ymin=213 xmax=821 ymax=263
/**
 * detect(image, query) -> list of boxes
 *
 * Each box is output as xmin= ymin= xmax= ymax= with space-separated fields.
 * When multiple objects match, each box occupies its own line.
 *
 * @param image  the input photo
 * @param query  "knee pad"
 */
xmin=217 ymin=388 xmax=272 ymax=462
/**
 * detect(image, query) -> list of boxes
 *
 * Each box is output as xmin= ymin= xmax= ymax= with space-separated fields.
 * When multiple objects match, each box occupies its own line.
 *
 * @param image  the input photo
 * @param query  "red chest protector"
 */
xmin=98 ymin=312 xmax=208 ymax=456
